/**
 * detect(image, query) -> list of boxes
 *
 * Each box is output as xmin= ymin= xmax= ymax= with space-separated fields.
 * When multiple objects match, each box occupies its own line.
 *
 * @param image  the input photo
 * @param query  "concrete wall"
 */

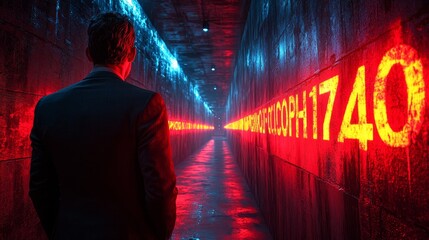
xmin=0 ymin=0 xmax=212 ymax=239
xmin=226 ymin=0 xmax=429 ymax=239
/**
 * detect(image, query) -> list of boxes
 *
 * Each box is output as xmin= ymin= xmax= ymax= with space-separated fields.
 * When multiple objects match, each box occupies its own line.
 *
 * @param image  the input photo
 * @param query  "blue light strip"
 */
xmin=118 ymin=0 xmax=212 ymax=114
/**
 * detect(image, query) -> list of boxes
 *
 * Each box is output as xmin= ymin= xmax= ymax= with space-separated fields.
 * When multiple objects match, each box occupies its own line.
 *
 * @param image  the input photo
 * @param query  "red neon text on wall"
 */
xmin=168 ymin=121 xmax=214 ymax=131
xmin=224 ymin=44 xmax=425 ymax=150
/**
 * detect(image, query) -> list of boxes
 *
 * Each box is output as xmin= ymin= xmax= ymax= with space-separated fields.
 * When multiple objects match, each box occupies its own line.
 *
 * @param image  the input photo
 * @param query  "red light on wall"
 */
xmin=168 ymin=120 xmax=214 ymax=131
xmin=225 ymin=44 xmax=426 ymax=151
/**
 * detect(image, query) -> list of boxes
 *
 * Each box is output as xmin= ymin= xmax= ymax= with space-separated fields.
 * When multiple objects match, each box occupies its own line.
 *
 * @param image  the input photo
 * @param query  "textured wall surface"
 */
xmin=226 ymin=0 xmax=429 ymax=239
xmin=0 ymin=0 xmax=212 ymax=239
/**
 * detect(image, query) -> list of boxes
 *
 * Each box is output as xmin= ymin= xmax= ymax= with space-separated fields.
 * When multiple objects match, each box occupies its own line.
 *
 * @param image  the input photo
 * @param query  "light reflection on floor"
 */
xmin=172 ymin=137 xmax=272 ymax=240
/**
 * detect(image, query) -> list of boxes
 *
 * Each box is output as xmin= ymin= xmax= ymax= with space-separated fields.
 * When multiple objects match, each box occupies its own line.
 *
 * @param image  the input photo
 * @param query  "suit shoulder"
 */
xmin=37 ymin=82 xmax=81 ymax=105
xmin=122 ymin=81 xmax=158 ymax=99
xmin=122 ymin=83 xmax=167 ymax=113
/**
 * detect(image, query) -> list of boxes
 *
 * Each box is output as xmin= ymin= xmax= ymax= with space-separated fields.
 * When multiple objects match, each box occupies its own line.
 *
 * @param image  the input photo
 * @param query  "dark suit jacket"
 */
xmin=29 ymin=70 xmax=177 ymax=240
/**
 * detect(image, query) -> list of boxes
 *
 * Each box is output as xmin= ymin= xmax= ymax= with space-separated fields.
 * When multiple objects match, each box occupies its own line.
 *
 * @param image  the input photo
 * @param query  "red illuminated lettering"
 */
xmin=281 ymin=99 xmax=288 ymax=137
xmin=276 ymin=101 xmax=282 ymax=136
xmin=338 ymin=66 xmax=373 ymax=150
xmin=309 ymin=86 xmax=318 ymax=139
xmin=319 ymin=76 xmax=338 ymax=141
xmin=288 ymin=95 xmax=295 ymax=137
xmin=296 ymin=91 xmax=307 ymax=138
xmin=374 ymin=44 xmax=425 ymax=147
xmin=262 ymin=108 xmax=267 ymax=134
xmin=224 ymin=44 xmax=426 ymax=150
xmin=169 ymin=121 xmax=214 ymax=131
xmin=267 ymin=105 xmax=273 ymax=134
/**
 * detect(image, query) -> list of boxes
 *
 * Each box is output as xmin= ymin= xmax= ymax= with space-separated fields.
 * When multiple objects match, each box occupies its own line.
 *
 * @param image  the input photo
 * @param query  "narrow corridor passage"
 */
xmin=172 ymin=137 xmax=272 ymax=240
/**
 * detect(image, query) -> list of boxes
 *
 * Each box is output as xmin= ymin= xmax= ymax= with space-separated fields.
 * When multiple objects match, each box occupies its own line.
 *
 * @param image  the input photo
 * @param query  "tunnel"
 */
xmin=1 ymin=0 xmax=429 ymax=239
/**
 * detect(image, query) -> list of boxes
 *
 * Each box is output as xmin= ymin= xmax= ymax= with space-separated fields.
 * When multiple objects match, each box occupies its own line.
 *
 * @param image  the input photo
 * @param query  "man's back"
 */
xmin=30 ymin=71 xmax=177 ymax=239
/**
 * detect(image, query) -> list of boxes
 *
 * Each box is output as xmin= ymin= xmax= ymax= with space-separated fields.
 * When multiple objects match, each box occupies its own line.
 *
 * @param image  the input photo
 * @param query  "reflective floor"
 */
xmin=172 ymin=137 xmax=272 ymax=240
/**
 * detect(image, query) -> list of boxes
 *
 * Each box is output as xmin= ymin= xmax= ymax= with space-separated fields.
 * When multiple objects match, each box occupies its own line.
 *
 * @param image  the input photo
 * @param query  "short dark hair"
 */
xmin=87 ymin=12 xmax=135 ymax=65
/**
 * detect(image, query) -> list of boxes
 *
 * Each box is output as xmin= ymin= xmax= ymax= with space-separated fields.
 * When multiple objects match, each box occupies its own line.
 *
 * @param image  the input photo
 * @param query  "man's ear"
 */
xmin=128 ymin=47 xmax=137 ymax=62
xmin=86 ymin=47 xmax=93 ymax=62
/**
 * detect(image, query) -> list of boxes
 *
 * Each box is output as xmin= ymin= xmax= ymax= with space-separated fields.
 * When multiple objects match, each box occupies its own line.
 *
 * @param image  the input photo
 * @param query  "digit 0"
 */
xmin=374 ymin=44 xmax=425 ymax=147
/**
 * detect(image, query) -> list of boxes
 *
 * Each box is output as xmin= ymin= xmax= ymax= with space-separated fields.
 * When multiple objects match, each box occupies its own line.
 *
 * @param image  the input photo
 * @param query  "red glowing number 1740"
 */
xmin=225 ymin=44 xmax=426 ymax=151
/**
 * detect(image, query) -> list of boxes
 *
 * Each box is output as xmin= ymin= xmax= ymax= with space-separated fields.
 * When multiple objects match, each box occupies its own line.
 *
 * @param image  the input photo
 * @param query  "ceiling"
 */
xmin=139 ymin=0 xmax=250 ymax=117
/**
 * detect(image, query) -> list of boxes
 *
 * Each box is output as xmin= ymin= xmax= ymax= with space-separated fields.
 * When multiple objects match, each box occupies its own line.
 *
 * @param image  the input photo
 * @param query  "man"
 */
xmin=29 ymin=12 xmax=177 ymax=240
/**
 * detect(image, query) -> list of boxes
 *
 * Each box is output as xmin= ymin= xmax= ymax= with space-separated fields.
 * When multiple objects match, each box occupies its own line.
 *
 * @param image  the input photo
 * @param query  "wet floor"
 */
xmin=172 ymin=137 xmax=272 ymax=240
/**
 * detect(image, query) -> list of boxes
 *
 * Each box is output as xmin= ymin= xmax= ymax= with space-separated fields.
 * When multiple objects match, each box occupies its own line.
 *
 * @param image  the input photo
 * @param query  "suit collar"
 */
xmin=83 ymin=70 xmax=124 ymax=82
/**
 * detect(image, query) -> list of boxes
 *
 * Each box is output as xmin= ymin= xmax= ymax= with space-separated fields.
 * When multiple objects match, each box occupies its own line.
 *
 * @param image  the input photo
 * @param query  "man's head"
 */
xmin=87 ymin=12 xmax=136 ymax=79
